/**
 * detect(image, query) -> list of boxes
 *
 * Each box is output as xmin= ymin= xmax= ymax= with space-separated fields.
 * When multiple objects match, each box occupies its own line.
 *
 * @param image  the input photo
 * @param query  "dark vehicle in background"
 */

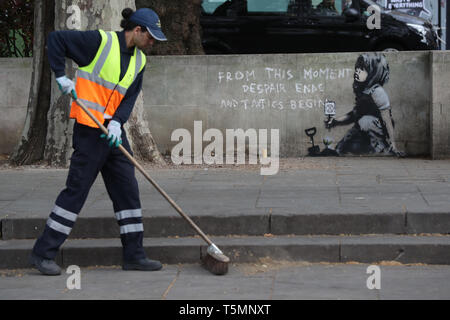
xmin=200 ymin=0 xmax=439 ymax=54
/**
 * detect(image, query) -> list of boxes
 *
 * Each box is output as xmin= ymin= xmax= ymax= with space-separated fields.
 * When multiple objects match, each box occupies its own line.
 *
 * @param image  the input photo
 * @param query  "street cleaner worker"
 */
xmin=29 ymin=8 xmax=167 ymax=275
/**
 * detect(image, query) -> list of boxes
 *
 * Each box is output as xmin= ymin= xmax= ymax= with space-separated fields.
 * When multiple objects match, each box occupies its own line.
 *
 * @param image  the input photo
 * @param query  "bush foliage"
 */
xmin=0 ymin=0 xmax=33 ymax=57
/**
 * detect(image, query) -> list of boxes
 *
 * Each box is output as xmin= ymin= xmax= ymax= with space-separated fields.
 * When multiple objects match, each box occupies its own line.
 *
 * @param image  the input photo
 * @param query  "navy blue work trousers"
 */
xmin=32 ymin=121 xmax=146 ymax=262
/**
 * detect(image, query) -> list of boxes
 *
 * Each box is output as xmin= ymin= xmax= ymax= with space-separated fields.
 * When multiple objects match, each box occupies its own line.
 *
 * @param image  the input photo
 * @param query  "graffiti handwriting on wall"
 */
xmin=218 ymin=67 xmax=353 ymax=112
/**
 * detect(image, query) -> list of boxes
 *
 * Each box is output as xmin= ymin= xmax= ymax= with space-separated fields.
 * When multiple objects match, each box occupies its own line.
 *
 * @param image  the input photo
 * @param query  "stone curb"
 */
xmin=2 ymin=211 xmax=450 ymax=240
xmin=2 ymin=235 xmax=450 ymax=269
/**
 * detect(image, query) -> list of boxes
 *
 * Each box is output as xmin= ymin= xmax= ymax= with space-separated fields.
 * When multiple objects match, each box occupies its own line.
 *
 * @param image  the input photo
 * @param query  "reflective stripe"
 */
xmin=120 ymin=223 xmax=144 ymax=234
xmin=77 ymin=70 xmax=117 ymax=91
xmin=116 ymin=85 xmax=127 ymax=96
xmin=47 ymin=218 xmax=71 ymax=235
xmin=78 ymin=98 xmax=106 ymax=113
xmin=93 ymin=32 xmax=113 ymax=75
xmin=115 ymin=209 xmax=142 ymax=221
xmin=78 ymin=69 xmax=126 ymax=96
xmin=134 ymin=51 xmax=142 ymax=83
xmin=53 ymin=205 xmax=77 ymax=222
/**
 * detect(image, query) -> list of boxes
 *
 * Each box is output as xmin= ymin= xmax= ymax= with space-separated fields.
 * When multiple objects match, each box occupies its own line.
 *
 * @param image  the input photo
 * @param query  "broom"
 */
xmin=72 ymin=96 xmax=230 ymax=275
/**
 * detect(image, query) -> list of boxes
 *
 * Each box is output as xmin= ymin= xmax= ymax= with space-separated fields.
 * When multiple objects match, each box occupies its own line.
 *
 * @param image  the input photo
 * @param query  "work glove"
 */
xmin=100 ymin=120 xmax=122 ymax=148
xmin=56 ymin=76 xmax=77 ymax=99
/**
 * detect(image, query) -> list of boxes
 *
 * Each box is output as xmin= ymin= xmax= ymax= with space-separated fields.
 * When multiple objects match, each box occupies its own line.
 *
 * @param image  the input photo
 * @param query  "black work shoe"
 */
xmin=122 ymin=258 xmax=163 ymax=271
xmin=29 ymin=252 xmax=61 ymax=276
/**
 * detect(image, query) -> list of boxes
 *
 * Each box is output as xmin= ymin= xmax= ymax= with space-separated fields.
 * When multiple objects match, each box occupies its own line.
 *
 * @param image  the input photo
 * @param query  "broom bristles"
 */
xmin=202 ymin=253 xmax=229 ymax=275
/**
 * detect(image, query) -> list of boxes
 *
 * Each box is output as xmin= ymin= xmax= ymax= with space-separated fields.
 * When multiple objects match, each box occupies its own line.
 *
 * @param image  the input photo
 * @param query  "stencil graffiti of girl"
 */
xmin=325 ymin=53 xmax=406 ymax=157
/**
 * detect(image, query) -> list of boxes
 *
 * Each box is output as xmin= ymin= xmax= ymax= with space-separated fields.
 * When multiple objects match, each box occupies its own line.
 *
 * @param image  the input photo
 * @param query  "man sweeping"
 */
xmin=29 ymin=8 xmax=167 ymax=275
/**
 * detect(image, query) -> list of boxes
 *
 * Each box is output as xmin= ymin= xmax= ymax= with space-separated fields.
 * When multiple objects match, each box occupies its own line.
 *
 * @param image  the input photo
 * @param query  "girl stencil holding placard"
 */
xmin=326 ymin=53 xmax=405 ymax=157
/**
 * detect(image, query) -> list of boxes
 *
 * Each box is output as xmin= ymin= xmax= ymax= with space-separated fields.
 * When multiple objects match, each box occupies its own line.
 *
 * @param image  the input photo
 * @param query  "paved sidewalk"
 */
xmin=1 ymin=157 xmax=450 ymax=299
xmin=1 ymin=157 xmax=449 ymax=222
xmin=1 ymin=157 xmax=450 ymax=267
xmin=1 ymin=262 xmax=450 ymax=300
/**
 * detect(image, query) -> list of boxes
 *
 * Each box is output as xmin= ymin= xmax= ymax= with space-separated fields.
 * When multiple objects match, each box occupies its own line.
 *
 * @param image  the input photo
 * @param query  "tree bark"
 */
xmin=10 ymin=0 xmax=54 ymax=165
xmin=136 ymin=0 xmax=204 ymax=55
xmin=13 ymin=0 xmax=166 ymax=166
xmin=124 ymin=91 xmax=165 ymax=164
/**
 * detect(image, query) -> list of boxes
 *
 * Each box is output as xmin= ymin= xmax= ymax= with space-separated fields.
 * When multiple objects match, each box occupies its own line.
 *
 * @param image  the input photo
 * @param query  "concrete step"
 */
xmin=2 ymin=210 xmax=450 ymax=240
xmin=2 ymin=234 xmax=450 ymax=269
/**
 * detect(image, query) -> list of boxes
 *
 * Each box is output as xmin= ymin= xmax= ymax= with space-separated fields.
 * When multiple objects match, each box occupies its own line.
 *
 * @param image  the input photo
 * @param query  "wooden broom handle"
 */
xmin=73 ymin=97 xmax=213 ymax=246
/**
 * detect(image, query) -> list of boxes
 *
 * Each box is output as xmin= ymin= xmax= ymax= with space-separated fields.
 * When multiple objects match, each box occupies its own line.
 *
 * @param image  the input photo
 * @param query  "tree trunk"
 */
xmin=12 ymin=0 xmax=165 ymax=166
xmin=124 ymin=91 xmax=165 ymax=164
xmin=136 ymin=0 xmax=204 ymax=55
xmin=43 ymin=0 xmax=75 ymax=166
xmin=10 ymin=0 xmax=54 ymax=166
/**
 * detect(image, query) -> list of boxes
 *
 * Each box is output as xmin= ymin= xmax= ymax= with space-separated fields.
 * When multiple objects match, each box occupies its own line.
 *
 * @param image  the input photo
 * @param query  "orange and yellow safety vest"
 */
xmin=70 ymin=29 xmax=146 ymax=128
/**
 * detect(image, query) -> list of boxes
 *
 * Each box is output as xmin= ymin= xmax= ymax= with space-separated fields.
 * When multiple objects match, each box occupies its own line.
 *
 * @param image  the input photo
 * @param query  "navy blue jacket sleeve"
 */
xmin=112 ymin=67 xmax=145 ymax=126
xmin=47 ymin=30 xmax=101 ymax=78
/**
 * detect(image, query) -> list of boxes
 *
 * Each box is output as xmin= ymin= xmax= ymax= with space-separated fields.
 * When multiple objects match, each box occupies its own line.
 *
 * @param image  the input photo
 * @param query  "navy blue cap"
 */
xmin=129 ymin=8 xmax=167 ymax=41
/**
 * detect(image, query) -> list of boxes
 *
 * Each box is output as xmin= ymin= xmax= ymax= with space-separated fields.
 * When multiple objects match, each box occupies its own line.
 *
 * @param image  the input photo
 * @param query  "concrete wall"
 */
xmin=143 ymin=51 xmax=433 ymax=157
xmin=0 ymin=58 xmax=32 ymax=155
xmin=431 ymin=51 xmax=450 ymax=159
xmin=1 ymin=51 xmax=449 ymax=158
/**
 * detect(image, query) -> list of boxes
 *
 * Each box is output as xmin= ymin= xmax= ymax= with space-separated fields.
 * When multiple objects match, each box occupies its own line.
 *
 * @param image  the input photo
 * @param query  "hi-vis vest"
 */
xmin=70 ymin=30 xmax=146 ymax=128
